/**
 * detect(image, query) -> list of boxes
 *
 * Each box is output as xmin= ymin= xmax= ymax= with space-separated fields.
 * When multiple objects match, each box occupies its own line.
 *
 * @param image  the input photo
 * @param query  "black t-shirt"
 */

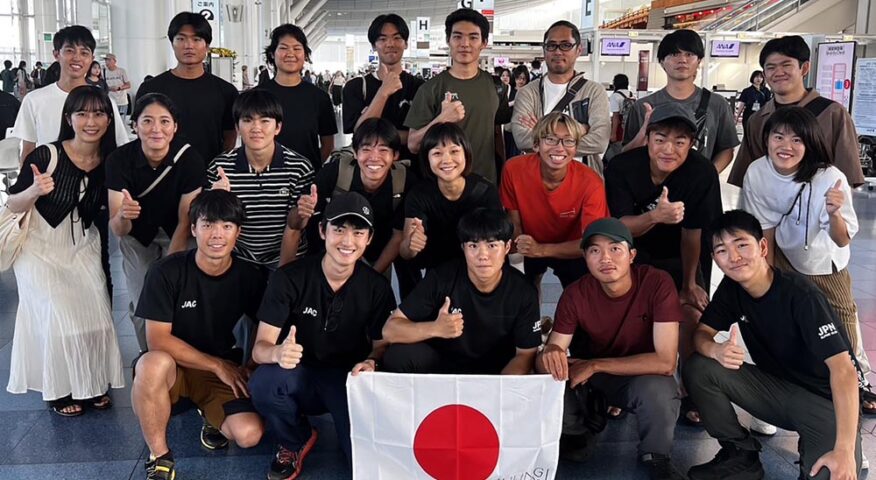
xmin=702 ymin=269 xmax=857 ymax=399
xmin=399 ymin=260 xmax=541 ymax=373
xmin=257 ymin=79 xmax=338 ymax=169
xmin=306 ymin=158 xmax=413 ymax=264
xmin=605 ymin=146 xmax=722 ymax=262
xmin=0 ymin=91 xmax=20 ymax=139
xmin=135 ymin=71 xmax=238 ymax=163
xmin=105 ymin=139 xmax=205 ymax=246
xmin=257 ymin=255 xmax=397 ymax=369
xmin=404 ymin=175 xmax=503 ymax=270
xmin=136 ymin=250 xmax=267 ymax=361
xmin=341 ymin=72 xmax=424 ymax=135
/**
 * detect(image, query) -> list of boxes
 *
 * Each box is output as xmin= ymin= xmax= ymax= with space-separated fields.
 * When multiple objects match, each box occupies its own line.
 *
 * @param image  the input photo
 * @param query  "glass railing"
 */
xmin=702 ymin=0 xmax=812 ymax=31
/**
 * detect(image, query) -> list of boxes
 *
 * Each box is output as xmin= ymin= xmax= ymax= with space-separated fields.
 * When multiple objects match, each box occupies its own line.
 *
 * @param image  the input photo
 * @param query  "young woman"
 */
xmin=741 ymin=106 xmax=873 ymax=411
xmin=400 ymin=123 xmax=502 ymax=277
xmin=85 ymin=61 xmax=108 ymax=92
xmin=5 ymin=86 xmax=124 ymax=416
xmin=736 ymin=70 xmax=771 ymax=133
xmin=505 ymin=65 xmax=530 ymax=159
xmin=105 ymin=93 xmax=205 ymax=353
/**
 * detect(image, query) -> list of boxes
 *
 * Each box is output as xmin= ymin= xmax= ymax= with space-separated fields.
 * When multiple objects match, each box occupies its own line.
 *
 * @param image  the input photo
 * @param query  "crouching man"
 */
xmin=538 ymin=218 xmax=683 ymax=480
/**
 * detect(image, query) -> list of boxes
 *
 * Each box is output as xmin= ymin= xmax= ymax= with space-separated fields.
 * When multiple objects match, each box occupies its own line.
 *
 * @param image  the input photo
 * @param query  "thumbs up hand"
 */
xmin=211 ymin=167 xmax=231 ymax=192
xmin=288 ymin=184 xmax=318 ymax=230
xmin=377 ymin=63 xmax=402 ymax=97
xmin=274 ymin=325 xmax=304 ymax=370
xmin=432 ymin=296 xmax=464 ymax=339
xmin=406 ymin=217 xmax=427 ymax=256
xmin=825 ymin=178 xmax=845 ymax=217
xmin=438 ymin=92 xmax=465 ymax=123
xmin=28 ymin=163 xmax=55 ymax=197
xmin=713 ymin=324 xmax=745 ymax=370
xmin=120 ymin=189 xmax=141 ymax=220
xmin=651 ymin=186 xmax=685 ymax=225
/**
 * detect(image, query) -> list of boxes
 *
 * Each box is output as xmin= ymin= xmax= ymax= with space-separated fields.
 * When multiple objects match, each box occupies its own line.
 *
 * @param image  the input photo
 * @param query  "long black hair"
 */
xmin=58 ymin=85 xmax=118 ymax=159
xmin=762 ymin=106 xmax=830 ymax=183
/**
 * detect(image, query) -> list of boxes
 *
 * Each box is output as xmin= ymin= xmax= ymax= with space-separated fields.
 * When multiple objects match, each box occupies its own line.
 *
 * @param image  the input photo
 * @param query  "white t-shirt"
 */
xmin=10 ymin=82 xmax=130 ymax=146
xmin=104 ymin=67 xmax=129 ymax=105
xmin=609 ymin=89 xmax=633 ymax=114
xmin=741 ymin=157 xmax=857 ymax=274
xmin=541 ymin=77 xmax=568 ymax=115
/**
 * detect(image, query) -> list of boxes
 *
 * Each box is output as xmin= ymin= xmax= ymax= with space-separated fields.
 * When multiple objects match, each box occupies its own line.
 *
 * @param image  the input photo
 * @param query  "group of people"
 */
xmin=0 ymin=7 xmax=870 ymax=480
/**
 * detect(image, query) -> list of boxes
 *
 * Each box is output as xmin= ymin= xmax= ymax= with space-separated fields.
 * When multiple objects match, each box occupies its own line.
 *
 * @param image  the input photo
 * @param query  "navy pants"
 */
xmin=249 ymin=364 xmax=352 ymax=462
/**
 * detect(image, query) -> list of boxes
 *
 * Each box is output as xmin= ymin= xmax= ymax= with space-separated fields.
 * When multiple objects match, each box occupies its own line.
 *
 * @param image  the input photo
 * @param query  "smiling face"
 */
xmin=192 ymin=218 xmax=240 ymax=261
xmin=584 ymin=235 xmax=635 ymax=285
xmin=320 ymin=220 xmax=372 ymax=268
xmin=763 ymin=52 xmax=809 ymax=97
xmin=237 ymin=114 xmax=281 ymax=152
xmin=427 ymin=140 xmax=467 ymax=182
xmin=448 ymin=21 xmax=485 ymax=67
xmin=544 ymin=26 xmax=582 ymax=75
xmin=69 ymin=109 xmax=110 ymax=144
xmin=135 ymin=103 xmax=177 ymax=152
xmin=646 ymin=126 xmax=693 ymax=177
xmin=711 ymin=230 xmax=769 ymax=284
xmin=273 ymin=34 xmax=307 ymax=75
xmin=374 ymin=23 xmax=407 ymax=66
xmin=535 ymin=123 xmax=577 ymax=172
xmin=356 ymin=140 xmax=398 ymax=184
xmin=171 ymin=25 xmax=209 ymax=67
xmin=462 ymin=239 xmax=510 ymax=284
xmin=766 ymin=127 xmax=805 ymax=175
xmin=55 ymin=42 xmax=93 ymax=81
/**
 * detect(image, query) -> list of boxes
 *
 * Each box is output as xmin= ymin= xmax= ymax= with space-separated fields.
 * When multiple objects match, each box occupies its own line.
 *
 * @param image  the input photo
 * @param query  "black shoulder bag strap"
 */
xmin=803 ymin=96 xmax=834 ymax=118
xmin=548 ymin=75 xmax=588 ymax=114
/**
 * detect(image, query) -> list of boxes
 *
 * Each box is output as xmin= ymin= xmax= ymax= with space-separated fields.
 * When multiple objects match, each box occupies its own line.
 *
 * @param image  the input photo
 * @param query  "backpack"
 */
xmin=614 ymin=91 xmax=635 ymax=140
xmin=328 ymin=146 xmax=408 ymax=210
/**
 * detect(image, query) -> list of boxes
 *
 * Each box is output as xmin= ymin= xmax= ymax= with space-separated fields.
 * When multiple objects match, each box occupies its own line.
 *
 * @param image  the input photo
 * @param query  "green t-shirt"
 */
xmin=404 ymin=69 xmax=500 ymax=183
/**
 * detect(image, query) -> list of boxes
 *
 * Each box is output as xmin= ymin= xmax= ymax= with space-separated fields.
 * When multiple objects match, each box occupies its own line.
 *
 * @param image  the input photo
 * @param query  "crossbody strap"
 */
xmin=138 ymin=143 xmax=191 ymax=199
xmin=550 ymin=76 xmax=588 ymax=114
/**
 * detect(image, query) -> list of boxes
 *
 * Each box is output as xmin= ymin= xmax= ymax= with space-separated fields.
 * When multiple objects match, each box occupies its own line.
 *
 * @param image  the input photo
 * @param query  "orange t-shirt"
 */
xmin=500 ymin=153 xmax=608 ymax=244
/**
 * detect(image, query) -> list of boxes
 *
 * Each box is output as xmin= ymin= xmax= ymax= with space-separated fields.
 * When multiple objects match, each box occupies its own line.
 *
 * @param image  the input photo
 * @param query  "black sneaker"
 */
xmin=688 ymin=446 xmax=764 ymax=480
xmin=145 ymin=456 xmax=176 ymax=480
xmin=559 ymin=431 xmax=596 ymax=463
xmin=641 ymin=453 xmax=684 ymax=480
xmin=268 ymin=428 xmax=319 ymax=480
xmin=198 ymin=409 xmax=229 ymax=450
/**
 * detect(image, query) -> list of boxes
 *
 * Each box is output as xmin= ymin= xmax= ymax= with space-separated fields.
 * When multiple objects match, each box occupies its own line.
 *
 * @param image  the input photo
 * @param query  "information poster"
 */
xmin=815 ymin=41 xmax=856 ymax=110
xmin=852 ymin=58 xmax=876 ymax=136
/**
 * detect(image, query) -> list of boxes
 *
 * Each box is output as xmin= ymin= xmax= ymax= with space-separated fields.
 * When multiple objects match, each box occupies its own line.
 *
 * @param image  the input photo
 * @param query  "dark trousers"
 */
xmin=563 ymin=373 xmax=680 ymax=456
xmin=684 ymin=353 xmax=862 ymax=479
xmin=249 ymin=364 xmax=352 ymax=462
xmin=524 ymin=256 xmax=588 ymax=289
xmin=382 ymin=343 xmax=505 ymax=375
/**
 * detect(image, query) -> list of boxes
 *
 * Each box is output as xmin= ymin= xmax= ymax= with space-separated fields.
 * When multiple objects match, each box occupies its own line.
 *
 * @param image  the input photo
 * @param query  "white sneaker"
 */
xmin=862 ymin=453 xmax=869 ymax=470
xmin=749 ymin=417 xmax=777 ymax=436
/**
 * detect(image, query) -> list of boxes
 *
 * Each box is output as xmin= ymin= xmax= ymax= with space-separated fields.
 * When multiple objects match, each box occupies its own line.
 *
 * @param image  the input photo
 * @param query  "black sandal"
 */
xmin=861 ymin=388 xmax=876 ymax=415
xmin=49 ymin=396 xmax=84 ymax=417
xmin=679 ymin=396 xmax=703 ymax=427
xmin=85 ymin=393 xmax=112 ymax=410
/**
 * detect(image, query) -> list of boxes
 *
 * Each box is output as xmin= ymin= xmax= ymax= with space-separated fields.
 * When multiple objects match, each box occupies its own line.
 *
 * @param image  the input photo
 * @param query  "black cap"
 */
xmin=648 ymin=103 xmax=697 ymax=132
xmin=324 ymin=192 xmax=374 ymax=227
xmin=581 ymin=218 xmax=634 ymax=249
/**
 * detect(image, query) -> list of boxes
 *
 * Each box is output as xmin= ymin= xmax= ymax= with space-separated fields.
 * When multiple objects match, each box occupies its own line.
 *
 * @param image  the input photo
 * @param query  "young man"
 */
xmin=342 ymin=14 xmax=424 ymax=162
xmin=511 ymin=20 xmax=611 ymax=175
xmin=207 ymin=89 xmax=315 ymax=267
xmin=135 ymin=12 xmax=238 ymax=163
xmin=728 ymin=35 xmax=864 ymax=188
xmin=248 ymin=192 xmax=396 ymax=480
xmin=0 ymin=60 xmax=14 ymax=93
xmin=131 ymin=190 xmax=267 ymax=480
xmin=685 ymin=210 xmax=861 ymax=480
xmin=501 ymin=112 xmax=608 ymax=288
xmin=286 ymin=118 xmax=413 ymax=278
xmin=622 ymin=29 xmax=738 ymax=172
xmin=538 ymin=218 xmax=683 ymax=480
xmin=404 ymin=9 xmax=511 ymax=183
xmin=382 ymin=208 xmax=540 ymax=375
xmin=258 ymin=24 xmax=337 ymax=170
xmin=30 ymin=61 xmax=46 ymax=89
xmin=104 ymin=53 xmax=131 ymax=116
xmin=11 ymin=25 xmax=129 ymax=164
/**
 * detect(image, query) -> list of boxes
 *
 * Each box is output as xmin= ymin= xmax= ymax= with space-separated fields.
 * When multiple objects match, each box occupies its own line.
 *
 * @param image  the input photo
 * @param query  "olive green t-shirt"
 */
xmin=404 ymin=69 xmax=500 ymax=183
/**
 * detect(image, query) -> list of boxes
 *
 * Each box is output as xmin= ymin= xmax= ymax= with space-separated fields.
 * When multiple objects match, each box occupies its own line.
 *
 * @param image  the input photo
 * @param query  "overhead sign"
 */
xmin=458 ymin=0 xmax=493 ymax=12
xmin=580 ymin=0 xmax=595 ymax=30
xmin=601 ymin=38 xmax=631 ymax=56
xmin=711 ymin=40 xmax=740 ymax=58
xmin=416 ymin=17 xmax=430 ymax=51
xmin=192 ymin=0 xmax=218 ymax=21
xmin=852 ymin=58 xmax=876 ymax=136
xmin=816 ymin=41 xmax=856 ymax=110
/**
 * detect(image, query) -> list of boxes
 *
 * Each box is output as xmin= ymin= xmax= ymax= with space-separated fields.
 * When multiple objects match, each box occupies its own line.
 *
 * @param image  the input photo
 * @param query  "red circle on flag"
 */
xmin=413 ymin=404 xmax=500 ymax=480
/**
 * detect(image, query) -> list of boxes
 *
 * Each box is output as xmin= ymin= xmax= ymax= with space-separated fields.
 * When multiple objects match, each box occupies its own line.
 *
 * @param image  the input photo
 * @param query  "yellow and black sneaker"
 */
xmin=145 ymin=456 xmax=176 ymax=480
xmin=198 ymin=409 xmax=229 ymax=450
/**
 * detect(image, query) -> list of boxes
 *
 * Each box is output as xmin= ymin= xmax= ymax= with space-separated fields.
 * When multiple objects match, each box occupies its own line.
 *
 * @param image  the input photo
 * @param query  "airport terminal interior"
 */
xmin=1 ymin=0 xmax=876 ymax=478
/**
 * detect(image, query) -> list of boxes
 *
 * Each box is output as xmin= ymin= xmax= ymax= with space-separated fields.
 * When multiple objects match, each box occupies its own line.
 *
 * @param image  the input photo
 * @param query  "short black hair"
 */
xmin=3 ymin=61 xmax=10 ymax=69
xmin=707 ymin=210 xmax=764 ymax=252
xmin=368 ymin=14 xmax=409 ymax=47
xmin=657 ymin=29 xmax=704 ymax=62
xmin=18 ymin=61 xmax=26 ymax=69
xmin=167 ymin=12 xmax=213 ymax=44
xmin=511 ymin=65 xmax=530 ymax=84
xmin=420 ymin=123 xmax=473 ymax=178
xmin=265 ymin=24 xmax=311 ymax=67
xmin=53 ymin=25 xmax=96 ymax=53
xmin=58 ymin=85 xmax=117 ymax=159
xmin=321 ymin=214 xmax=372 ymax=232
xmin=646 ymin=118 xmax=696 ymax=140
xmin=749 ymin=70 xmax=764 ymax=84
xmin=613 ymin=73 xmax=629 ymax=90
xmin=352 ymin=118 xmax=401 ymax=152
xmin=759 ymin=35 xmax=809 ymax=68
xmin=189 ymin=189 xmax=246 ymax=227
xmin=232 ymin=89 xmax=283 ymax=124
xmin=762 ymin=106 xmax=831 ymax=183
xmin=445 ymin=9 xmax=490 ymax=43
xmin=531 ymin=59 xmax=541 ymax=70
xmin=543 ymin=20 xmax=581 ymax=46
xmin=131 ymin=92 xmax=180 ymax=124
xmin=457 ymin=208 xmax=514 ymax=243
xmin=35 ymin=61 xmax=42 ymax=67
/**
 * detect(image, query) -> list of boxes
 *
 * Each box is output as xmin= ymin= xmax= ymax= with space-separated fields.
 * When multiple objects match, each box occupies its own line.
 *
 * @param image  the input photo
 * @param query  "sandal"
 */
xmin=679 ymin=396 xmax=703 ymax=427
xmin=86 ymin=393 xmax=112 ymax=410
xmin=861 ymin=388 xmax=876 ymax=415
xmin=49 ymin=396 xmax=84 ymax=417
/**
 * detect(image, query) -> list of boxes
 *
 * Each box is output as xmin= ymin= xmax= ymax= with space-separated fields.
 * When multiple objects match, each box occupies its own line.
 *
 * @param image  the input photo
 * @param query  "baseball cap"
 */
xmin=580 ymin=218 xmax=634 ymax=249
xmin=324 ymin=192 xmax=374 ymax=228
xmin=648 ymin=103 xmax=697 ymax=132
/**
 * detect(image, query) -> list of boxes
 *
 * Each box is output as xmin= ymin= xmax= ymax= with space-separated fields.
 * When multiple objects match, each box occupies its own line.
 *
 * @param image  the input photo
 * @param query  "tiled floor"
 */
xmin=2 ymin=163 xmax=876 ymax=478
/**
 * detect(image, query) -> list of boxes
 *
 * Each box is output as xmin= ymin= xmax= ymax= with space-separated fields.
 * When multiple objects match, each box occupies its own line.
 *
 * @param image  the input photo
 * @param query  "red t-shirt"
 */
xmin=553 ymin=265 xmax=681 ymax=358
xmin=500 ymin=153 xmax=608 ymax=244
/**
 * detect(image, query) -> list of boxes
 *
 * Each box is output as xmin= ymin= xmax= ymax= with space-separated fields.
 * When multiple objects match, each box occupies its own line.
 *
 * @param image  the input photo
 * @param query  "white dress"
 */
xmin=7 ymin=208 xmax=124 ymax=401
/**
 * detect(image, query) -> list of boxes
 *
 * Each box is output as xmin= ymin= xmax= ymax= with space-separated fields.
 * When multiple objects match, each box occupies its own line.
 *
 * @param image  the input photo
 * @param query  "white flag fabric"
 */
xmin=347 ymin=373 xmax=564 ymax=480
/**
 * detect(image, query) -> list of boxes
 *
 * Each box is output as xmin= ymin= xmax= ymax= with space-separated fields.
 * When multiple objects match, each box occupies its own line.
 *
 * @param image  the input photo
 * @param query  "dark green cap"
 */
xmin=581 ymin=217 xmax=634 ymax=249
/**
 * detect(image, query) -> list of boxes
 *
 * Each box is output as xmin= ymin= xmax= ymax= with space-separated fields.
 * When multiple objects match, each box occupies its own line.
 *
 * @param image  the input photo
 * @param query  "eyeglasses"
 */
xmin=542 ymin=136 xmax=578 ymax=148
xmin=323 ymin=294 xmax=345 ymax=333
xmin=544 ymin=42 xmax=578 ymax=52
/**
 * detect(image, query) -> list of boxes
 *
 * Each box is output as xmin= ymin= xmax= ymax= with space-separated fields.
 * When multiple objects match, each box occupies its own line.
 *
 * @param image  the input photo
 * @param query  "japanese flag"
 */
xmin=347 ymin=373 xmax=564 ymax=480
